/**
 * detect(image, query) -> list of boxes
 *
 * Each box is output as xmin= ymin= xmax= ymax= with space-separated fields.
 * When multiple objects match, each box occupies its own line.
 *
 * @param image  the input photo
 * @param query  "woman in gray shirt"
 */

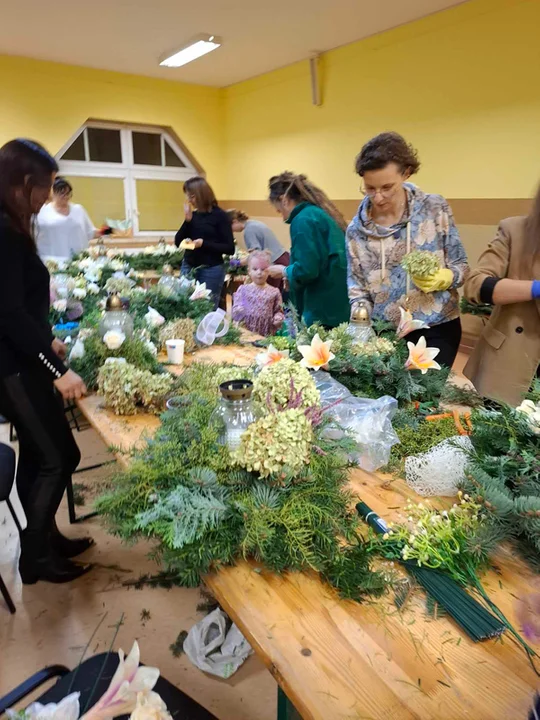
xmin=227 ymin=209 xmax=289 ymax=288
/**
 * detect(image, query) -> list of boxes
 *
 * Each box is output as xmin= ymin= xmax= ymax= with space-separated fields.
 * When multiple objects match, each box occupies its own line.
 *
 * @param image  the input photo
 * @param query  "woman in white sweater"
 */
xmin=37 ymin=177 xmax=99 ymax=261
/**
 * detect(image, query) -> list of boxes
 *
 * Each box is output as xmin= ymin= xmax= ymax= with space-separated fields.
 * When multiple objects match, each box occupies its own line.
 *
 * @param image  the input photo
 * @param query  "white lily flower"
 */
xmin=87 ymin=282 xmax=100 ymax=295
xmin=144 ymin=307 xmax=165 ymax=328
xmin=255 ymin=344 xmax=289 ymax=368
xmin=129 ymin=692 xmax=171 ymax=720
xmin=72 ymin=287 xmax=87 ymax=299
xmin=190 ymin=282 xmax=212 ymax=301
xmin=69 ymin=339 xmax=86 ymax=361
xmin=79 ymin=642 xmax=160 ymax=720
xmin=11 ymin=693 xmax=81 ymax=720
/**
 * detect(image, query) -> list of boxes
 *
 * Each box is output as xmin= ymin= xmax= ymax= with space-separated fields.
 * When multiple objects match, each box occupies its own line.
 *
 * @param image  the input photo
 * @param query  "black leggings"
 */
xmin=0 ymin=372 xmax=80 ymax=541
xmin=403 ymin=318 xmax=462 ymax=369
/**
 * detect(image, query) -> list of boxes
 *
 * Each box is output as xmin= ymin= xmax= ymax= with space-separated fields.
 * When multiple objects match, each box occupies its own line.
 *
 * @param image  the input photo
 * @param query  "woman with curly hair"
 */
xmin=346 ymin=132 xmax=469 ymax=368
xmin=267 ymin=172 xmax=349 ymax=329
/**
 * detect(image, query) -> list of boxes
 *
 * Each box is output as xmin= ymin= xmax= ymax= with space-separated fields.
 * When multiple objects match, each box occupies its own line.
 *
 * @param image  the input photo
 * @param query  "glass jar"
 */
xmin=99 ymin=293 xmax=134 ymax=339
xmin=158 ymin=264 xmax=181 ymax=296
xmin=210 ymin=379 xmax=259 ymax=450
xmin=347 ymin=301 xmax=374 ymax=344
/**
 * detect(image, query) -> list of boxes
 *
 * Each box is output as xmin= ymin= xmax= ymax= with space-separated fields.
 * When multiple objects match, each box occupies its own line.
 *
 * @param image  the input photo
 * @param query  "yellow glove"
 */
xmin=412 ymin=268 xmax=454 ymax=293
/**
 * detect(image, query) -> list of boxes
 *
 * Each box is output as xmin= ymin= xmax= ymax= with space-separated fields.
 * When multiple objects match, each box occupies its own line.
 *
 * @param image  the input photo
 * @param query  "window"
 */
xmin=57 ymin=122 xmax=200 ymax=235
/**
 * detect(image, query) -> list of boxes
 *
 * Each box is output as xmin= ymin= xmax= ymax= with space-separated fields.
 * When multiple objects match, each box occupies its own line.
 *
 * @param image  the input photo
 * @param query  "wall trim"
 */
xmin=220 ymin=198 xmax=532 ymax=225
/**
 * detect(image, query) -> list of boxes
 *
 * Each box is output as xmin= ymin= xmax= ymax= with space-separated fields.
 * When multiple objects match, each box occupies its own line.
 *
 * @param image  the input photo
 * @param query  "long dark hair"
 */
xmin=184 ymin=176 xmax=217 ymax=214
xmin=268 ymin=171 xmax=347 ymax=231
xmin=523 ymin=184 xmax=540 ymax=278
xmin=0 ymin=139 xmax=58 ymax=244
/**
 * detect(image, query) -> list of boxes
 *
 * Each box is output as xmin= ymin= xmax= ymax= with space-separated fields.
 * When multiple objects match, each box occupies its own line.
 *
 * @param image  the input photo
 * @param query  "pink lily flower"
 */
xmin=255 ymin=344 xmax=289 ymax=368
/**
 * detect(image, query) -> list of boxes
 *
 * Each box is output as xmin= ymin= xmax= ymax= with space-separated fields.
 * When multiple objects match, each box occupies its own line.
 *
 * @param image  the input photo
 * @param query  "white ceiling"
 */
xmin=0 ymin=0 xmax=466 ymax=87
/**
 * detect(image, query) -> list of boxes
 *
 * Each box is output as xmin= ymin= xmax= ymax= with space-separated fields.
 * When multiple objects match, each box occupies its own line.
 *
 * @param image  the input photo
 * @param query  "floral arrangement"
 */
xmin=460 ymin=382 xmax=540 ymax=564
xmin=98 ymin=360 xmax=174 ymax=415
xmin=159 ymin=318 xmax=196 ymax=354
xmin=376 ymin=495 xmax=491 ymax=585
xmin=401 ymin=250 xmax=440 ymax=278
xmin=253 ymin=358 xmax=320 ymax=410
xmin=7 ymin=642 xmax=170 ymax=720
xmin=70 ymin=331 xmax=162 ymax=390
xmin=232 ymin=408 xmax=313 ymax=478
xmin=96 ymin=361 xmax=386 ymax=601
xmin=110 ymin=243 xmax=184 ymax=271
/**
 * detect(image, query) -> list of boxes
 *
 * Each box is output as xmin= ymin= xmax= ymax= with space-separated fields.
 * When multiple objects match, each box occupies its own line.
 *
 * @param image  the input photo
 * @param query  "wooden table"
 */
xmin=77 ymin=347 xmax=540 ymax=720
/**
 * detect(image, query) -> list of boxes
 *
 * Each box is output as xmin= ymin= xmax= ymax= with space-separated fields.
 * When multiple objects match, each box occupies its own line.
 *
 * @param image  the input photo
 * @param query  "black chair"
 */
xmin=0 ymin=653 xmax=218 ymax=720
xmin=0 ymin=442 xmax=22 ymax=614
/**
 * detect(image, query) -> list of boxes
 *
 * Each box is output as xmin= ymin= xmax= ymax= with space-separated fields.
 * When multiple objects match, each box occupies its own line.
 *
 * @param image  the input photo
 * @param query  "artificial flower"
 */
xmin=79 ymin=642 xmax=159 ymax=720
xmin=72 ymin=287 xmax=87 ymax=300
xmin=9 ymin=692 xmax=81 ymax=720
xmin=87 ymin=282 xmax=100 ymax=295
xmin=129 ymin=692 xmax=171 ymax=720
xmin=298 ymin=333 xmax=335 ymax=370
xmin=69 ymin=339 xmax=86 ymax=361
xmin=103 ymin=330 xmax=126 ymax=350
xmin=190 ymin=282 xmax=212 ymax=301
xmin=255 ymin=344 xmax=289 ymax=368
xmin=516 ymin=399 xmax=540 ymax=435
xmin=53 ymin=299 xmax=68 ymax=313
xmin=404 ymin=336 xmax=441 ymax=374
xmin=144 ymin=307 xmax=165 ymax=329
xmin=396 ymin=307 xmax=430 ymax=339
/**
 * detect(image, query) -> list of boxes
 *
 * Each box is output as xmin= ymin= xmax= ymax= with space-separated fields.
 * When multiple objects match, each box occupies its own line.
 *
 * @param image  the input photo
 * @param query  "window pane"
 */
xmin=164 ymin=140 xmax=185 ymax=167
xmin=136 ymin=179 xmax=183 ymax=231
xmin=63 ymin=176 xmax=126 ymax=227
xmin=61 ymin=133 xmax=85 ymax=161
xmin=133 ymin=132 xmax=162 ymax=166
xmin=87 ymin=128 xmax=122 ymax=163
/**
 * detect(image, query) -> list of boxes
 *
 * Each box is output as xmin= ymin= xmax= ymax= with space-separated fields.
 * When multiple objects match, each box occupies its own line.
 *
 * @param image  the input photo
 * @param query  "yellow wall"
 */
xmin=223 ymin=0 xmax=540 ymax=201
xmin=0 ymin=55 xmax=225 ymax=194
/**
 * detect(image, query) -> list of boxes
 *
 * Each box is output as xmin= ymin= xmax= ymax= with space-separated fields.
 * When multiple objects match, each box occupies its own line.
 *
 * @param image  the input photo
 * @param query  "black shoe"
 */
xmin=51 ymin=532 xmax=95 ymax=558
xmin=50 ymin=520 xmax=95 ymax=558
xmin=19 ymin=551 xmax=93 ymax=585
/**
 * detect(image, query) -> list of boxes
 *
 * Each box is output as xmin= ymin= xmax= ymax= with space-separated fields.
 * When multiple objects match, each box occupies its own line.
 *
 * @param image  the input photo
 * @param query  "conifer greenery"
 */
xmin=96 ymin=362 xmax=387 ymax=601
xmin=461 ymin=382 xmax=540 ymax=565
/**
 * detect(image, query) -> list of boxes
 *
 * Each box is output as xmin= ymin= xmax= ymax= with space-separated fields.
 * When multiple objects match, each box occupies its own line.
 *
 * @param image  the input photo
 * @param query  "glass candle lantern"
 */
xmin=347 ymin=301 xmax=374 ymax=344
xmin=211 ymin=379 xmax=259 ymax=450
xmin=158 ymin=263 xmax=181 ymax=296
xmin=99 ymin=293 xmax=134 ymax=339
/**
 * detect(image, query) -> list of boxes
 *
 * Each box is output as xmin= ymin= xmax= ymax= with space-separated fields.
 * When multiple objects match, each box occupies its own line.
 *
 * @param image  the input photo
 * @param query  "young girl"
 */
xmin=232 ymin=251 xmax=284 ymax=336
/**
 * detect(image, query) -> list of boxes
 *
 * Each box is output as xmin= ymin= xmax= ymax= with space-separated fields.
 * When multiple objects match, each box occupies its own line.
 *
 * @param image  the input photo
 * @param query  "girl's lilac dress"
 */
xmin=232 ymin=282 xmax=283 ymax=336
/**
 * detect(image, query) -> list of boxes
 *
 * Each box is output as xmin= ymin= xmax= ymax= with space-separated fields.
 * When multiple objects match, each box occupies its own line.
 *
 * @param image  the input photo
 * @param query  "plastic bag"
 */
xmin=196 ymin=309 xmax=230 ymax=346
xmin=183 ymin=608 xmax=252 ymax=679
xmin=314 ymin=371 xmax=399 ymax=472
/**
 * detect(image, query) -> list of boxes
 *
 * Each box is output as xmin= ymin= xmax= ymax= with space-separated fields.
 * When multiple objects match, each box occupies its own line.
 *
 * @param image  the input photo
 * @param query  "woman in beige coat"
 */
xmin=463 ymin=192 xmax=540 ymax=406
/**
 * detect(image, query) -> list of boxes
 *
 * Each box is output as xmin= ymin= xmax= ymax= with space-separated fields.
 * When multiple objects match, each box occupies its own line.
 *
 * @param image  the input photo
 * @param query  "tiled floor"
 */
xmin=0 ymin=353 xmax=473 ymax=718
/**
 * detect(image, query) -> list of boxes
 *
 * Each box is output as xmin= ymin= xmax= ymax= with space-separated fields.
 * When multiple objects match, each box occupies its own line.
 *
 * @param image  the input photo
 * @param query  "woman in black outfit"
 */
xmin=0 ymin=139 xmax=92 ymax=584
xmin=175 ymin=176 xmax=235 ymax=308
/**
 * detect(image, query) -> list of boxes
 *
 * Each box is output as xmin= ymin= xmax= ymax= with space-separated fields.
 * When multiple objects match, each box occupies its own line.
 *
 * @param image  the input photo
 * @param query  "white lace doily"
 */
xmin=405 ymin=435 xmax=473 ymax=497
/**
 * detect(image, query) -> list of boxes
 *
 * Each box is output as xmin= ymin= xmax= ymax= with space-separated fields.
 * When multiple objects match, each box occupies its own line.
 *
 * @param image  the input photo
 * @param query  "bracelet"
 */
xmin=532 ymin=280 xmax=540 ymax=299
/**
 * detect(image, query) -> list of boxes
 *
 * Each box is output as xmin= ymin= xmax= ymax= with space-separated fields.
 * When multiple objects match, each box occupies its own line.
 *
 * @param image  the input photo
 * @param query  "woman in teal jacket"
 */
xmin=267 ymin=172 xmax=350 ymax=328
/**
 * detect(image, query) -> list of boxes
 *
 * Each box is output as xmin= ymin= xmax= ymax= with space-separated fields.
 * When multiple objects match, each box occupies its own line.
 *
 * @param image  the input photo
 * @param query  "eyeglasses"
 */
xmin=360 ymin=183 xmax=400 ymax=200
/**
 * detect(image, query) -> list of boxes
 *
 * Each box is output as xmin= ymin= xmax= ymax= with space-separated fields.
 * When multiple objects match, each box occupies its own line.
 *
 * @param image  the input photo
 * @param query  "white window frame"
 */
xmin=57 ymin=121 xmax=197 ymax=236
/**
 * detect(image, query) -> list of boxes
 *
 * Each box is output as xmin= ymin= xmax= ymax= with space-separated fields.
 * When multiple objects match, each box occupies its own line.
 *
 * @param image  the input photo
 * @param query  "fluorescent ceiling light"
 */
xmin=160 ymin=34 xmax=222 ymax=68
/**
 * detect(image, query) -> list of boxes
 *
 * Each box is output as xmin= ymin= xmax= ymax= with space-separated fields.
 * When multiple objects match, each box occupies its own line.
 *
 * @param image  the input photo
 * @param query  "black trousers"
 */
xmin=0 ymin=371 xmax=80 ymax=544
xmin=403 ymin=317 xmax=462 ymax=369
